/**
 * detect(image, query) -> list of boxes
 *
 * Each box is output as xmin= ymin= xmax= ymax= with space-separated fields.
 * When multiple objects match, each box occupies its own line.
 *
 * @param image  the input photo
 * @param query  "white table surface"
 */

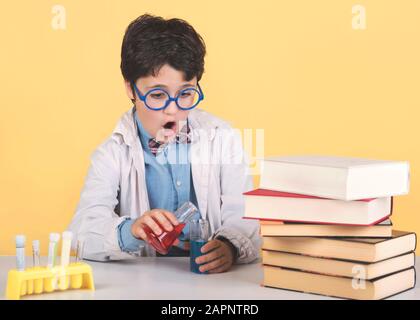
xmin=1 ymin=256 xmax=419 ymax=300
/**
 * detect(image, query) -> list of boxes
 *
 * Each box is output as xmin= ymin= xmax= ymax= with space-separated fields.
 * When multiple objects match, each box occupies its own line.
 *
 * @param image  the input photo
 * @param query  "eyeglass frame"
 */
xmin=131 ymin=81 xmax=204 ymax=111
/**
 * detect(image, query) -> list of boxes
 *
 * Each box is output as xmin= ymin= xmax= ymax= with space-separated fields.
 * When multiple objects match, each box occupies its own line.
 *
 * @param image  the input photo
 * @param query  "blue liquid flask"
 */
xmin=189 ymin=219 xmax=210 ymax=274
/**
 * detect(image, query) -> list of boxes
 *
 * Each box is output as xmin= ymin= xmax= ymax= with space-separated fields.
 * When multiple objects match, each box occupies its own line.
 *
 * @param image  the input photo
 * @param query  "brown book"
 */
xmin=260 ymin=219 xmax=392 ymax=237
xmin=262 ymin=265 xmax=416 ymax=300
xmin=262 ymin=250 xmax=415 ymax=279
xmin=262 ymin=230 xmax=416 ymax=262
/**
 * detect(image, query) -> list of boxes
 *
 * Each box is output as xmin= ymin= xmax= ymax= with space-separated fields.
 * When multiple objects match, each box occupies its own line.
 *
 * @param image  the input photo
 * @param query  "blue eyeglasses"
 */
xmin=131 ymin=82 xmax=204 ymax=111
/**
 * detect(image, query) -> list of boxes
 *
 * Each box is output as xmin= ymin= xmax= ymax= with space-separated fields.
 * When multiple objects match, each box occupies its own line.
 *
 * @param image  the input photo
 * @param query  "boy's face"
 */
xmin=125 ymin=64 xmax=197 ymax=143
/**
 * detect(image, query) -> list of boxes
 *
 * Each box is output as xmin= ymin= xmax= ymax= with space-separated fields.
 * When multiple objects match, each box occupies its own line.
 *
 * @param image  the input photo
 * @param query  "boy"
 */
xmin=68 ymin=14 xmax=260 ymax=273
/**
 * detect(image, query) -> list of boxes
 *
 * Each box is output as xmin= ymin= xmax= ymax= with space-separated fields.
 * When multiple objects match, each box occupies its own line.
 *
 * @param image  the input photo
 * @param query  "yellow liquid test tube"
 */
xmin=59 ymin=231 xmax=72 ymax=290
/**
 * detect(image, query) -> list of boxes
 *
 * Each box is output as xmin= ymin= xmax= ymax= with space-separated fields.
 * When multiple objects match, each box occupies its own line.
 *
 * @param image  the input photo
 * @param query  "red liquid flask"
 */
xmin=143 ymin=202 xmax=198 ymax=255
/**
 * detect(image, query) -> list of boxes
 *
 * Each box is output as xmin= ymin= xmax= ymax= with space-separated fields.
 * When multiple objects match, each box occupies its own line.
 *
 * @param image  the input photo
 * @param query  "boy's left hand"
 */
xmin=195 ymin=239 xmax=234 ymax=273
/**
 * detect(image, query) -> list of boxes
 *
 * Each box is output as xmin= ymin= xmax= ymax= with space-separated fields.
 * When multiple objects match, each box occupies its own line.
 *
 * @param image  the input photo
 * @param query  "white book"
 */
xmin=259 ymin=155 xmax=410 ymax=200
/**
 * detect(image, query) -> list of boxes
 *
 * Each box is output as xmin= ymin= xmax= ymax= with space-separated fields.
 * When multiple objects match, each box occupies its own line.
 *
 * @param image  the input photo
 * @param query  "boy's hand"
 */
xmin=195 ymin=239 xmax=235 ymax=273
xmin=131 ymin=209 xmax=179 ymax=242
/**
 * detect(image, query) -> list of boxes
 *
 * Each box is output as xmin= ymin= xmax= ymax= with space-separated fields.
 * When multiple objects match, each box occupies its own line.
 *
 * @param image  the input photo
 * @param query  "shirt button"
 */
xmin=176 ymin=180 xmax=182 ymax=187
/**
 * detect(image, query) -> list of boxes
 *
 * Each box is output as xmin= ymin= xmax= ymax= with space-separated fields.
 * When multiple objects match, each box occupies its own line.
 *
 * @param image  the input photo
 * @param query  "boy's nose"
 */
xmin=164 ymin=99 xmax=178 ymax=115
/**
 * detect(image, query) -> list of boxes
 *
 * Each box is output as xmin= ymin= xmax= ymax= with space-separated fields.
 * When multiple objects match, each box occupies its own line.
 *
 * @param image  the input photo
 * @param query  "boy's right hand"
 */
xmin=131 ymin=209 xmax=179 ymax=243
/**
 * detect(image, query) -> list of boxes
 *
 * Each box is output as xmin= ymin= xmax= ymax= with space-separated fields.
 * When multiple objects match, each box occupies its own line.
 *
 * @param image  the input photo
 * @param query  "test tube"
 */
xmin=32 ymin=240 xmax=40 ymax=267
xmin=60 ymin=231 xmax=72 ymax=267
xmin=15 ymin=235 xmax=27 ymax=295
xmin=45 ymin=233 xmax=60 ymax=292
xmin=70 ymin=238 xmax=85 ymax=289
xmin=75 ymin=239 xmax=85 ymax=263
xmin=47 ymin=233 xmax=60 ymax=268
xmin=32 ymin=240 xmax=43 ymax=293
xmin=59 ymin=231 xmax=72 ymax=290
xmin=15 ymin=235 xmax=26 ymax=271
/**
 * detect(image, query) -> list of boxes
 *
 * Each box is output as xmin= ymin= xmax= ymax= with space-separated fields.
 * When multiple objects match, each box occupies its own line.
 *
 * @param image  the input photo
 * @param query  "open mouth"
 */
xmin=161 ymin=121 xmax=177 ymax=138
xmin=163 ymin=121 xmax=176 ymax=130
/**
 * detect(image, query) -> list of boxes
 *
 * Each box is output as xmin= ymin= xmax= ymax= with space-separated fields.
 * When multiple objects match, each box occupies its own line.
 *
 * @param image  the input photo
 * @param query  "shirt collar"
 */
xmin=134 ymin=111 xmax=153 ymax=154
xmin=134 ymin=108 xmax=194 ymax=156
xmin=111 ymin=106 xmax=219 ymax=149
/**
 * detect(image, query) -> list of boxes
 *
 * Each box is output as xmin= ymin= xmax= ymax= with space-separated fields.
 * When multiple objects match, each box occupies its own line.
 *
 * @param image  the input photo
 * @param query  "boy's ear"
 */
xmin=124 ymin=80 xmax=135 ymax=101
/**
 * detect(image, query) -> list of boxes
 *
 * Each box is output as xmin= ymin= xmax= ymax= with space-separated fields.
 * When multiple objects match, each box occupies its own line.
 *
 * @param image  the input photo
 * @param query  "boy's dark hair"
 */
xmin=120 ymin=14 xmax=206 ymax=86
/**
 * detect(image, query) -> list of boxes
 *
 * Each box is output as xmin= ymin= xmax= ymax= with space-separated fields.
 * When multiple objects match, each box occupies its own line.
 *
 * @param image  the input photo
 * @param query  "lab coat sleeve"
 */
xmin=68 ymin=138 xmax=136 ymax=261
xmin=212 ymin=128 xmax=261 ymax=264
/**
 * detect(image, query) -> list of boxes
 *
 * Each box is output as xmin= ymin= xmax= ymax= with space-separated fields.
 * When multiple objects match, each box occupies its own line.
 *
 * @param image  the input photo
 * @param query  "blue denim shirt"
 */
xmin=117 ymin=111 xmax=200 ymax=255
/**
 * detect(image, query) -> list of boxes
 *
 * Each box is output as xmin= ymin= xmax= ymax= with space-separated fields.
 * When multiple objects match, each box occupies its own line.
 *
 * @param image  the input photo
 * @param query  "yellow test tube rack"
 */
xmin=6 ymin=262 xmax=95 ymax=300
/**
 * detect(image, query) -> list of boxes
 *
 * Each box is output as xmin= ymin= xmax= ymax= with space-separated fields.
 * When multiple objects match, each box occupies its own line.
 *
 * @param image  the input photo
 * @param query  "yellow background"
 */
xmin=1 ymin=1 xmax=419 ymax=255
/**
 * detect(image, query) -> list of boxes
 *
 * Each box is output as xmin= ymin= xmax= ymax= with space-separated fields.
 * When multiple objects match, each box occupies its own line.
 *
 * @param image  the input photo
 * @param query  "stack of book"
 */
xmin=244 ymin=155 xmax=416 ymax=300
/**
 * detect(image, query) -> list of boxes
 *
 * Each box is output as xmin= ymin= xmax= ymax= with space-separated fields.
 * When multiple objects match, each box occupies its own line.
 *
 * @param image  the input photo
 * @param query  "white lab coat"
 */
xmin=68 ymin=107 xmax=261 ymax=263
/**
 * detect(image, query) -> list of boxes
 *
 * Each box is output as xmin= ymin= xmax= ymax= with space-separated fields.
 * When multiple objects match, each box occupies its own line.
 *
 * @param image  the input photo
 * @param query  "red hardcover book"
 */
xmin=243 ymin=189 xmax=393 ymax=226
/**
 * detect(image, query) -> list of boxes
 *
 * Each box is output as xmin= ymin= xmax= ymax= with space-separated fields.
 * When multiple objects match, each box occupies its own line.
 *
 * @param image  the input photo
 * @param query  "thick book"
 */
xmin=262 ymin=230 xmax=417 ymax=262
xmin=244 ymin=189 xmax=392 ymax=225
xmin=262 ymin=265 xmax=416 ymax=300
xmin=262 ymin=250 xmax=415 ymax=279
xmin=259 ymin=219 xmax=393 ymax=237
xmin=259 ymin=155 xmax=409 ymax=200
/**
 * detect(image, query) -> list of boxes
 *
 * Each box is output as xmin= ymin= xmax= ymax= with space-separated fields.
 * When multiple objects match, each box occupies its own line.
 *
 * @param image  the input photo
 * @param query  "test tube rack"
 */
xmin=6 ymin=262 xmax=95 ymax=300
